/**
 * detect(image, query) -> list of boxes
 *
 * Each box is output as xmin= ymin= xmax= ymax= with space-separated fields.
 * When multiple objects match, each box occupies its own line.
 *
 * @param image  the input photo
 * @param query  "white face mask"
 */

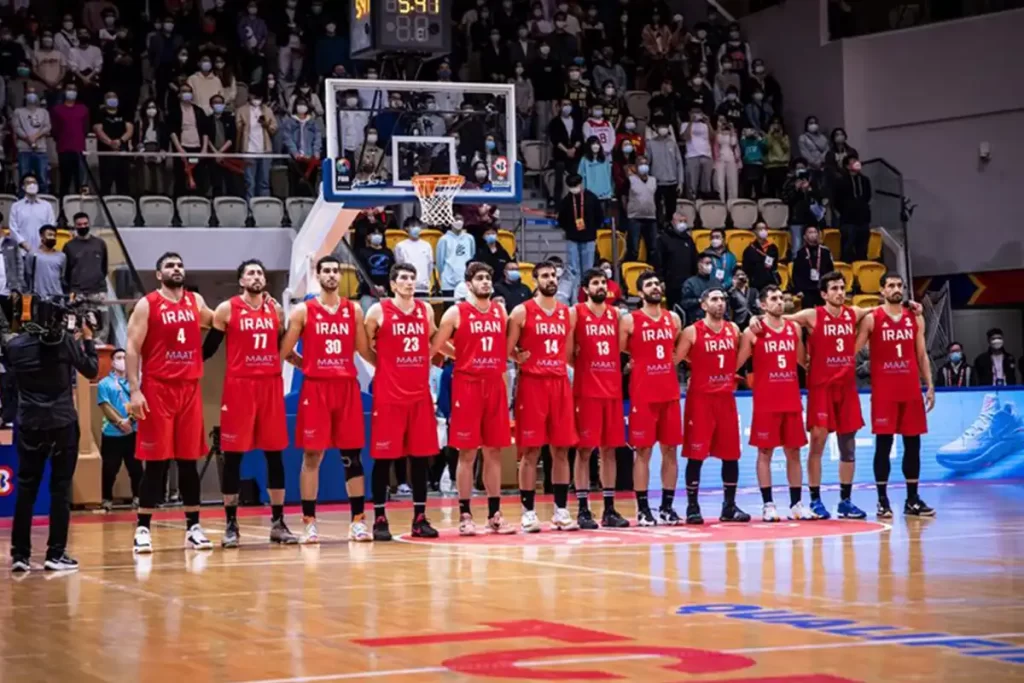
xmin=555 ymin=267 xmax=564 ymax=278
xmin=602 ymin=268 xmax=613 ymax=279
xmin=475 ymin=170 xmax=487 ymax=180
xmin=296 ymin=104 xmax=309 ymax=115
xmin=624 ymin=121 xmax=636 ymax=131
xmin=711 ymin=237 xmax=723 ymax=248
xmin=590 ymin=144 xmax=600 ymax=153
xmin=112 ymin=358 xmax=126 ymax=372
xmin=622 ymin=144 xmax=633 ymax=154
xmin=807 ymin=123 xmax=819 ymax=133
xmin=991 ymin=338 xmax=1004 ymax=350
xmin=24 ymin=183 xmax=38 ymax=195
xmin=568 ymin=186 xmax=582 ymax=194
xmin=346 ymin=97 xmax=358 ymax=107
xmin=367 ymin=134 xmax=378 ymax=144
xmin=452 ymin=220 xmax=464 ymax=231
xmin=757 ymin=229 xmax=768 ymax=240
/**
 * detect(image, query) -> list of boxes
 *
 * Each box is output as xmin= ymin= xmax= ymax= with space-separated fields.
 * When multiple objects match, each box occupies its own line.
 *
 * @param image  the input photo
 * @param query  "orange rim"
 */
xmin=411 ymin=174 xmax=465 ymax=198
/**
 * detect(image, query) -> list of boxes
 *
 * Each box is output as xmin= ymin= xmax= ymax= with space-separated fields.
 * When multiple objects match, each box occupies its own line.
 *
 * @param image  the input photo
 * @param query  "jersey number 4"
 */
xmin=176 ymin=327 xmax=187 ymax=344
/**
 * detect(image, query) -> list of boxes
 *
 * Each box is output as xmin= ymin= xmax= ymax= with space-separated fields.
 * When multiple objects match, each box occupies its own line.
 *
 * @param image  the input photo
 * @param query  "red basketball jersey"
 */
xmin=301 ymin=297 xmax=357 ymax=379
xmin=808 ymin=305 xmax=858 ymax=388
xmin=518 ymin=298 xmax=570 ymax=377
xmin=573 ymin=303 xmax=621 ymax=399
xmin=870 ymin=307 xmax=922 ymax=401
xmin=628 ymin=309 xmax=680 ymax=403
xmin=752 ymin=319 xmax=802 ymax=412
xmin=687 ymin=319 xmax=738 ymax=395
xmin=225 ymin=296 xmax=280 ymax=377
xmin=141 ymin=290 xmax=203 ymax=380
xmin=374 ymin=298 xmax=432 ymax=402
xmin=454 ymin=301 xmax=506 ymax=377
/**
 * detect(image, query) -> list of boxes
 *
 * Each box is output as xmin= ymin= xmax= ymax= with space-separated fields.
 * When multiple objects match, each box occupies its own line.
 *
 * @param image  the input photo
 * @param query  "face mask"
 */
xmin=164 ymin=22 xmax=174 ymax=32
xmin=507 ymin=270 xmax=521 ymax=282
xmin=991 ymin=339 xmax=1004 ymax=350
xmin=366 ymin=72 xmax=378 ymax=80
xmin=65 ymin=90 xmax=78 ymax=101
xmin=106 ymin=98 xmax=118 ymax=108
xmin=674 ymin=222 xmax=687 ymax=233
xmin=181 ymin=92 xmax=193 ymax=102
xmin=727 ymin=93 xmax=738 ymax=102
xmin=364 ymin=233 xmax=382 ymax=247
xmin=484 ymin=233 xmax=497 ymax=244
xmin=949 ymin=351 xmax=963 ymax=364
xmin=63 ymin=21 xmax=74 ymax=31
xmin=515 ymin=66 xmax=524 ymax=76
xmin=519 ymin=29 xmax=528 ymax=38
xmin=42 ymin=238 xmax=56 ymax=249
xmin=540 ymin=45 xmax=550 ymax=55
xmin=755 ymin=66 xmax=766 ymax=75
xmin=637 ymin=164 xmax=650 ymax=174
xmin=807 ymin=123 xmax=819 ymax=133
xmin=757 ymin=229 xmax=768 ymax=240
xmin=624 ymin=121 xmax=636 ymax=132
xmin=475 ymin=170 xmax=488 ymax=180
xmin=622 ymin=144 xmax=633 ymax=154
xmin=409 ymin=227 xmax=423 ymax=238
xmin=555 ymin=20 xmax=566 ymax=29
xmin=25 ymin=183 xmax=38 ymax=195
xmin=491 ymin=33 xmax=500 ymax=41
xmin=17 ymin=66 xmax=29 ymax=77
xmin=602 ymin=268 xmax=613 ymax=279
xmin=200 ymin=61 xmax=212 ymax=72
xmin=753 ymin=93 xmax=764 ymax=102
xmin=178 ymin=54 xmax=188 ymax=63
xmin=604 ymin=86 xmax=616 ymax=97
xmin=697 ymin=29 xmax=707 ymax=39
xmin=850 ymin=161 xmax=862 ymax=172
xmin=143 ymin=107 xmax=157 ymax=118
xmin=710 ymin=237 xmax=723 ymax=248
xmin=692 ymin=77 xmax=703 ymax=88
xmin=267 ymin=79 xmax=276 ymax=88
xmin=73 ymin=226 xmax=90 ymax=237
xmin=620 ymin=14 xmax=628 ymax=22
xmin=296 ymin=104 xmax=309 ymax=115
xmin=112 ymin=358 xmax=126 ymax=372
xmin=534 ymin=9 xmax=543 ymax=18
xmin=248 ymin=6 xmax=258 ymax=15
xmin=699 ymin=263 xmax=712 ymax=276
xmin=367 ymin=134 xmax=378 ymax=144
xmin=590 ymin=144 xmax=600 ymax=153
xmin=312 ymin=4 xmax=322 ymax=14
xmin=26 ymin=93 xmax=38 ymax=104
xmin=344 ymin=96 xmax=359 ymax=108
xmin=730 ymin=31 xmax=740 ymax=40
xmin=561 ymin=105 xmax=572 ymax=116
xmin=251 ymin=98 xmax=262 ymax=107
xmin=569 ymin=71 xmax=580 ymax=81
xmin=568 ymin=185 xmax=582 ymax=195
xmin=213 ymin=103 xmax=225 ymax=113
xmin=657 ymin=126 xmax=669 ymax=137
xmin=555 ymin=267 xmax=564 ymax=278
xmin=722 ymin=63 xmax=733 ymax=72
xmin=42 ymin=39 xmax=54 ymax=49
xmin=485 ymin=140 xmax=496 ymax=151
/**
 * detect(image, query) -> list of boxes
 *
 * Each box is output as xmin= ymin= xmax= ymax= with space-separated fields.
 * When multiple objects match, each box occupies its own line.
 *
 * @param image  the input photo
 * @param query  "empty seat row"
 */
xmin=674 ymin=198 xmax=789 ymax=230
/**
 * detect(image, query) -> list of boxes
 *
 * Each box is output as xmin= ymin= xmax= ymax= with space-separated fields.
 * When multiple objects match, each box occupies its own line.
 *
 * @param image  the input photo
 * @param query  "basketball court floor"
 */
xmin=1 ymin=481 xmax=1021 ymax=682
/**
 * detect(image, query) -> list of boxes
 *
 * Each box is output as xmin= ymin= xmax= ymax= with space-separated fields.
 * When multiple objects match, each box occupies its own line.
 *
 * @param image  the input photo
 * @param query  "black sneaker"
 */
xmin=221 ymin=520 xmax=240 ymax=548
xmin=658 ymin=507 xmax=682 ymax=526
xmin=637 ymin=508 xmax=657 ymax=527
xmin=877 ymin=499 xmax=894 ymax=519
xmin=11 ymin=556 xmax=30 ymax=573
xmin=904 ymin=498 xmax=936 ymax=518
xmin=411 ymin=513 xmax=439 ymax=538
xmin=373 ymin=516 xmax=393 ymax=541
xmin=601 ymin=508 xmax=630 ymax=528
xmin=685 ymin=503 xmax=704 ymax=525
xmin=577 ymin=509 xmax=599 ymax=530
xmin=43 ymin=553 xmax=79 ymax=572
xmin=270 ymin=518 xmax=299 ymax=544
xmin=719 ymin=503 xmax=751 ymax=523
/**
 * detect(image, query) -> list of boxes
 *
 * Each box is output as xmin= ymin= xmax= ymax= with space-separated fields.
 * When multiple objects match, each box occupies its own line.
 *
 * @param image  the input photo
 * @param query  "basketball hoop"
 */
xmin=411 ymin=174 xmax=465 ymax=228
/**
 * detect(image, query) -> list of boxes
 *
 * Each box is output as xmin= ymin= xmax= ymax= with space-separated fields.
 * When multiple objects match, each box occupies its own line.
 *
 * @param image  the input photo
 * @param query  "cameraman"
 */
xmin=780 ymin=157 xmax=826 ymax=258
xmin=6 ymin=299 xmax=98 ymax=573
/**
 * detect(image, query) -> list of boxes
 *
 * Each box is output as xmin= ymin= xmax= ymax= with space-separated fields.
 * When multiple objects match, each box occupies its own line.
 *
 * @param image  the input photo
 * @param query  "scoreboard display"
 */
xmin=351 ymin=0 xmax=451 ymax=57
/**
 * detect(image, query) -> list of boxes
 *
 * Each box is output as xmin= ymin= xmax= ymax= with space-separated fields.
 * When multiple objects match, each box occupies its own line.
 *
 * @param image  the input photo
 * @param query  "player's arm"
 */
xmin=427 ymin=302 xmax=456 ymax=358
xmin=735 ymin=328 xmax=755 ymax=370
xmin=618 ymin=311 xmax=633 ymax=355
xmin=751 ymin=307 xmax=814 ymax=334
xmin=670 ymin=312 xmax=685 ymax=363
xmin=675 ymin=324 xmax=695 ymax=365
xmin=506 ymin=304 xmax=526 ymax=363
xmin=353 ymin=305 xmax=376 ymax=366
xmin=364 ymin=302 xmax=382 ymax=351
xmin=202 ymin=300 xmax=231 ymax=360
xmin=194 ymin=292 xmax=215 ymax=329
xmin=431 ymin=305 xmax=459 ymax=359
xmin=565 ymin=305 xmax=577 ymax=365
xmin=854 ymin=312 xmax=874 ymax=354
xmin=125 ymin=297 xmax=150 ymax=418
xmin=915 ymin=313 xmax=935 ymax=411
xmin=279 ymin=303 xmax=306 ymax=367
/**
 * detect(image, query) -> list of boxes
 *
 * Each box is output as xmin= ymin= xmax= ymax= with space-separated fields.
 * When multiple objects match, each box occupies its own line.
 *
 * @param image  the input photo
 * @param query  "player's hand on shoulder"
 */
xmin=747 ymin=315 xmax=764 ymax=335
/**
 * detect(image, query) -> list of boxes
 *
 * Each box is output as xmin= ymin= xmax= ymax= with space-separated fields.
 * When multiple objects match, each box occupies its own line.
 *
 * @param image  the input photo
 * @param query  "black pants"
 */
xmin=10 ymin=423 xmax=79 ymax=559
xmin=208 ymin=163 xmax=244 ymax=200
xmin=764 ymin=167 xmax=788 ymax=198
xmin=655 ymin=184 xmax=678 ymax=225
xmin=740 ymin=165 xmax=765 ymax=200
xmin=841 ymin=222 xmax=871 ymax=263
xmin=100 ymin=433 xmax=141 ymax=501
xmin=99 ymin=156 xmax=131 ymax=195
xmin=58 ymin=152 xmax=85 ymax=196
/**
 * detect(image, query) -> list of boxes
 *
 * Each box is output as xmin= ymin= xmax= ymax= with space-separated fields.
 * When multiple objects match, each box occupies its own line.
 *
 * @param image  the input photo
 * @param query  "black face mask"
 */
xmin=42 ymin=238 xmax=57 ymax=249
xmin=76 ymin=227 xmax=89 ymax=237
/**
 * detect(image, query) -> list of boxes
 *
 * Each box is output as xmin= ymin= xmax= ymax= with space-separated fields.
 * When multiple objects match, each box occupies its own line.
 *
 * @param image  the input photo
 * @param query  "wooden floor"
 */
xmin=2 ymin=482 xmax=1023 ymax=683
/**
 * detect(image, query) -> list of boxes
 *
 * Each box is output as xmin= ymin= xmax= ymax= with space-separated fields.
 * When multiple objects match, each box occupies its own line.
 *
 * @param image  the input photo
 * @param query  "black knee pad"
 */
xmin=264 ymin=451 xmax=285 ymax=490
xmin=341 ymin=449 xmax=364 ymax=481
xmin=837 ymin=433 xmax=857 ymax=463
xmin=177 ymin=459 xmax=201 ymax=506
xmin=221 ymin=452 xmax=243 ymax=495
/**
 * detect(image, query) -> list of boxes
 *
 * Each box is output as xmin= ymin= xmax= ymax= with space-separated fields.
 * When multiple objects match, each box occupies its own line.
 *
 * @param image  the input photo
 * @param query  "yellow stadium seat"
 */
xmin=339 ymin=263 xmax=361 ymax=298
xmin=766 ymin=229 xmax=790 ymax=257
xmin=497 ymin=229 xmax=517 ymax=258
xmin=518 ymin=262 xmax=535 ymax=291
xmin=638 ymin=238 xmax=648 ymax=263
xmin=833 ymin=261 xmax=854 ymax=293
xmin=420 ymin=228 xmax=443 ymax=255
xmin=853 ymin=294 xmax=882 ymax=308
xmin=692 ymin=229 xmax=712 ymax=253
xmin=822 ymin=228 xmax=841 ymax=257
xmin=726 ymin=229 xmax=755 ymax=262
xmin=596 ymin=229 xmax=627 ymax=263
xmin=853 ymin=260 xmax=886 ymax=294
xmin=621 ymin=261 xmax=651 ymax=297
xmin=867 ymin=228 xmax=883 ymax=260
xmin=778 ymin=262 xmax=791 ymax=291
xmin=384 ymin=229 xmax=406 ymax=251
xmin=55 ymin=229 xmax=72 ymax=252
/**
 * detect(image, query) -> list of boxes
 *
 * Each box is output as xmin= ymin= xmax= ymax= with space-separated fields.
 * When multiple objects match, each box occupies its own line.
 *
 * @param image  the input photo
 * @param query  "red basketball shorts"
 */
xmin=371 ymin=395 xmax=439 ymax=459
xmin=515 ymin=374 xmax=578 ymax=448
xmin=448 ymin=373 xmax=511 ymax=450
xmin=136 ymin=377 xmax=206 ymax=461
xmin=750 ymin=410 xmax=808 ymax=450
xmin=682 ymin=392 xmax=741 ymax=461
xmin=295 ymin=377 xmax=365 ymax=451
xmin=629 ymin=399 xmax=683 ymax=448
xmin=219 ymin=375 xmax=289 ymax=452
xmin=871 ymin=395 xmax=928 ymax=436
xmin=575 ymin=396 xmax=626 ymax=448
xmin=806 ymin=381 xmax=864 ymax=434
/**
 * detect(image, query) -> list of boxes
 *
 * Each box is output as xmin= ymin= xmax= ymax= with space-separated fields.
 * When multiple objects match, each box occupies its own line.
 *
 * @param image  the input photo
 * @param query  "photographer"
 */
xmin=6 ymin=298 xmax=98 ymax=573
xmin=780 ymin=157 xmax=827 ymax=258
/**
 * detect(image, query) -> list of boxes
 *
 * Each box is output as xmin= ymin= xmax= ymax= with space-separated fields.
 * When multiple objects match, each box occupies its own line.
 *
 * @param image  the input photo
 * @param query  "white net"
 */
xmin=412 ymin=174 xmax=465 ymax=228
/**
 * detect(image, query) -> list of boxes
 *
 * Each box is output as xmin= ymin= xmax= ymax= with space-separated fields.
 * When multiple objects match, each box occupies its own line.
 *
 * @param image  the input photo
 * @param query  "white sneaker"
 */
xmin=487 ymin=511 xmax=516 ymax=535
xmin=133 ymin=526 xmax=153 ymax=554
xmin=551 ymin=507 xmax=579 ymax=531
xmin=396 ymin=483 xmax=412 ymax=496
xmin=521 ymin=510 xmax=542 ymax=533
xmin=185 ymin=524 xmax=213 ymax=550
xmin=348 ymin=520 xmax=372 ymax=543
xmin=789 ymin=501 xmax=815 ymax=521
xmin=762 ymin=502 xmax=781 ymax=522
xmin=302 ymin=520 xmax=320 ymax=544
xmin=459 ymin=513 xmax=480 ymax=536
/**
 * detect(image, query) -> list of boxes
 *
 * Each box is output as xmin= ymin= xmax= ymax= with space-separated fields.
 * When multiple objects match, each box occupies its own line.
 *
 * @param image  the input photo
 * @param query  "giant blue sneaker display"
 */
xmin=936 ymin=394 xmax=1024 ymax=473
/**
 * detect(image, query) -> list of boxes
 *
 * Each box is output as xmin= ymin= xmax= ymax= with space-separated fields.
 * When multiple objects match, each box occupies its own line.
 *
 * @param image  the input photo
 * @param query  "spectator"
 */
xmin=50 ymin=81 xmax=89 ymax=196
xmin=477 ymin=225 xmax=513 ymax=276
xmin=0 ymin=25 xmax=26 ymax=79
xmin=156 ymin=45 xmax=191 ymax=113
xmin=281 ymin=96 xmax=323 ymax=197
xmin=83 ymin=0 xmax=118 ymax=35
xmin=0 ymin=214 xmax=25 ymax=323
xmin=214 ymin=55 xmax=238 ymax=108
xmin=54 ymin=14 xmax=80 ymax=60
xmin=681 ymin=252 xmax=722 ymax=322
xmin=791 ymin=226 xmax=834 ymax=307
xmin=235 ymin=86 xmax=277 ymax=199
xmin=9 ymin=59 xmax=38 ymax=117
xmin=133 ymin=98 xmax=170 ymax=196
xmin=25 ymin=225 xmax=65 ymax=298
xmin=510 ymin=25 xmax=538 ymax=67
xmin=481 ymin=27 xmax=508 ymax=83
xmin=554 ymin=1 xmax=581 ymax=34
xmin=436 ymin=217 xmax=476 ymax=296
xmin=729 ymin=267 xmax=761 ymax=329
xmin=12 ymin=84 xmax=51 ymax=191
xmin=855 ymin=345 xmax=871 ymax=389
xmin=558 ymin=174 xmax=602 ymax=302
xmin=63 ymin=212 xmax=109 ymax=341
xmin=498 ymin=6 xmax=524 ymax=42
xmin=745 ymin=88 xmax=773 ymax=135
xmin=798 ymin=115 xmax=829 ymax=179
xmin=355 ymin=226 xmax=395 ymax=309
xmin=564 ymin=62 xmax=589 ymax=113
xmin=780 ymin=160 xmax=826 ymax=256
xmin=529 ymin=42 xmax=563 ymax=136
xmin=547 ymin=98 xmax=584 ymax=205
xmin=100 ymin=40 xmax=142 ymax=121
xmin=715 ymin=85 xmax=745 ymax=130
xmin=186 ymin=54 xmax=223 ymax=114
xmin=205 ymin=93 xmax=241 ymax=198
xmin=742 ymin=221 xmax=781 ymax=292
xmin=93 ymin=91 xmax=132 ymax=195
xmin=262 ymin=72 xmax=289 ymax=129
xmin=684 ymin=24 xmax=714 ymax=75
xmin=717 ymin=22 xmax=753 ymax=74
xmin=936 ymin=341 xmax=977 ymax=388
xmin=549 ymin=12 xmax=579 ymax=64
xmin=32 ymin=32 xmax=67 ymax=105
xmin=739 ymin=127 xmax=766 ymax=199
xmin=394 ymin=218 xmax=434 ymax=294
xmin=578 ymin=258 xmax=623 ymax=305
xmin=547 ymin=255 xmax=574 ymax=304
xmin=68 ymin=28 xmax=102 ymax=111
xmin=9 ymin=174 xmax=55 ymax=252
xmin=648 ymin=79 xmax=681 ymax=130
xmin=237 ymin=1 xmax=269 ymax=84
xmin=167 ymin=83 xmax=211 ymax=196
xmin=681 ymin=107 xmax=713 ymax=199
xmin=578 ymin=136 xmax=613 ymax=199
xmin=583 ymin=103 xmax=615 ymax=156
xmin=96 ymin=347 xmax=140 ymax=511
xmin=611 ymin=136 xmax=638 ymax=203
xmin=713 ymin=58 xmax=742 ymax=107
xmin=624 ymin=158 xmax=658 ymax=263
xmin=974 ymin=328 xmax=1017 ymax=386
xmin=749 ymin=58 xmax=783 ymax=113
xmin=656 ymin=211 xmax=699 ymax=312
xmin=512 ymin=62 xmax=535 ymax=139
xmin=278 ymin=29 xmax=305 ymax=88
xmin=641 ymin=11 xmax=673 ymax=82
xmin=682 ymin=69 xmax=715 ymax=119
xmin=764 ymin=117 xmax=791 ymax=197
xmin=825 ymin=127 xmax=858 ymax=184
xmin=616 ymin=116 xmax=645 ymax=157
xmin=647 ymin=120 xmax=684 ymax=221
xmin=834 ymin=154 xmax=872 ymax=263
xmin=495 ymin=261 xmax=532 ymax=309
xmin=592 ymin=47 xmax=627 ymax=96
xmin=713 ymin=115 xmax=741 ymax=202
xmin=314 ymin=20 xmax=345 ymax=78
xmin=354 ymin=127 xmax=389 ymax=183
xmin=339 ymin=89 xmax=369 ymax=164
xmin=706 ymin=228 xmax=737 ymax=289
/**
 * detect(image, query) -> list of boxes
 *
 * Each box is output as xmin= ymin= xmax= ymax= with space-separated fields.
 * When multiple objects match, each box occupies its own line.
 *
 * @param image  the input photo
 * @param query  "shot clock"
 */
xmin=351 ymin=0 xmax=451 ymax=57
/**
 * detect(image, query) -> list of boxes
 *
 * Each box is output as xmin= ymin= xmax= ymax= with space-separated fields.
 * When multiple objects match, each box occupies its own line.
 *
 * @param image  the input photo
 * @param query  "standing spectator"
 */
xmin=354 ymin=127 xmax=389 ymax=183
xmin=355 ymin=226 xmax=395 ymax=309
xmin=68 ymin=29 xmax=102 ymax=111
xmin=205 ymin=94 xmax=242 ymax=198
xmin=640 ymin=12 xmax=673 ymax=84
xmin=100 ymin=41 xmax=142 ymax=121
xmin=546 ymin=98 xmax=584 ymax=205
xmin=338 ymin=90 xmax=369 ymax=165
xmin=25 ymin=226 xmax=66 ymax=298
xmin=791 ymin=226 xmax=834 ymax=307
xmin=314 ymin=20 xmax=345 ymax=78
xmin=935 ymin=341 xmax=977 ymax=388
xmin=237 ymin=1 xmax=269 ymax=84
xmin=682 ymin=69 xmax=715 ymax=119
xmin=167 ymin=83 xmax=211 ymax=196
xmin=745 ymin=88 xmax=773 ymax=135
xmin=509 ymin=25 xmax=538 ymax=68
xmin=278 ymin=30 xmax=305 ymax=89
xmin=648 ymin=79 xmax=681 ymax=130
xmin=133 ymin=99 xmax=170 ymax=196
xmin=717 ymin=23 xmax=754 ymax=75
xmin=578 ymin=136 xmax=613 ymax=200
xmin=54 ymin=15 xmax=80 ymax=61
xmin=596 ymin=81 xmax=624 ymax=132
xmin=834 ymin=154 xmax=872 ymax=263
xmin=477 ymin=225 xmax=513 ymax=276
xmin=393 ymin=218 xmax=434 ymax=294
xmin=281 ymin=96 xmax=322 ymax=196
xmin=713 ymin=58 xmax=742 ymax=107
xmin=290 ymin=81 xmax=323 ymax=119
xmin=780 ymin=160 xmax=825 ymax=257
xmin=235 ymin=87 xmax=277 ymax=199
xmin=62 ymin=212 xmax=108 ymax=342
xmin=611 ymin=136 xmax=638 ymax=207
xmin=763 ymin=117 xmax=791 ymax=198
xmin=529 ymin=42 xmax=562 ymax=136
xmin=706 ymin=228 xmax=737 ymax=289
xmin=480 ymin=28 xmax=508 ymax=83
xmin=50 ymin=82 xmax=90 ymax=196
xmin=616 ymin=116 xmax=645 ymax=157
xmin=739 ymin=127 xmax=766 ymax=199
xmin=714 ymin=116 xmax=741 ymax=202
xmin=825 ymin=127 xmax=858 ymax=184
xmin=512 ymin=62 xmax=535 ymax=140
xmin=147 ymin=17 xmax=185 ymax=75
xmin=97 ymin=347 xmax=140 ymax=511
xmin=741 ymin=221 xmax=781 ymax=292
xmin=186 ymin=54 xmax=223 ymax=114
xmin=592 ymin=47 xmax=627 ymax=96
xmin=83 ymin=0 xmax=119 ymax=35
xmin=624 ymin=158 xmax=658 ymax=263
xmin=798 ymin=116 xmax=829 ymax=180
xmin=9 ymin=60 xmax=39 ymax=117
xmin=583 ymin=104 xmax=615 ymax=156
xmin=646 ymin=120 xmax=684 ymax=222
xmin=93 ymin=91 xmax=132 ymax=195
xmin=436 ymin=218 xmax=476 ymax=297
xmin=656 ymin=210 xmax=699 ymax=312
xmin=156 ymin=46 xmax=191 ymax=113
xmin=548 ymin=13 xmax=579 ymax=65
xmin=680 ymin=108 xmax=713 ymax=199
xmin=496 ymin=2 xmax=524 ymax=41
xmin=214 ymin=56 xmax=237 ymax=108
xmin=715 ymin=86 xmax=746 ymax=130
xmin=974 ymin=329 xmax=1018 ymax=386
xmin=32 ymin=32 xmax=67 ymax=104
xmin=12 ymin=85 xmax=51 ymax=192
xmin=563 ymin=63 xmax=589 ymax=113
xmin=9 ymin=174 xmax=55 ymax=252
xmin=749 ymin=58 xmax=783 ymax=113
xmin=558 ymin=174 xmax=602 ymax=302
xmin=681 ymin=252 xmax=722 ymax=322
xmin=728 ymin=268 xmax=760 ymax=329
xmin=0 ymin=25 xmax=26 ymax=78
xmin=684 ymin=24 xmax=715 ymax=75
xmin=0 ymin=215 xmax=26 ymax=324
xmin=494 ymin=261 xmax=532 ymax=310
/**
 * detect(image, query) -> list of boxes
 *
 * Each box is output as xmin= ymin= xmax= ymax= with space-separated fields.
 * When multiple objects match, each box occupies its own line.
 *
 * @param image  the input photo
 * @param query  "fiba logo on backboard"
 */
xmin=335 ymin=157 xmax=353 ymax=190
xmin=492 ymin=156 xmax=510 ymax=187
xmin=0 ymin=465 xmax=13 ymax=496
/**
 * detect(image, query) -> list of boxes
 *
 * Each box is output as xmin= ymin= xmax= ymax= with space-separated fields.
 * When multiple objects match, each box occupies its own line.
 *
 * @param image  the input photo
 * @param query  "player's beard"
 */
xmin=538 ymin=282 xmax=558 ymax=297
xmin=162 ymin=274 xmax=184 ymax=290
xmin=244 ymin=284 xmax=264 ymax=295
xmin=642 ymin=291 xmax=663 ymax=305
xmin=588 ymin=290 xmax=607 ymax=304
xmin=471 ymin=286 xmax=492 ymax=300
xmin=320 ymin=280 xmax=338 ymax=293
xmin=886 ymin=292 xmax=903 ymax=304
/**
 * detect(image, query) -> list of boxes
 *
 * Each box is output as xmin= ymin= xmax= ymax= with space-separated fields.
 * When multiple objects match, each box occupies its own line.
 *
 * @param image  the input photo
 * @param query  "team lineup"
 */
xmin=122 ymin=251 xmax=936 ymax=553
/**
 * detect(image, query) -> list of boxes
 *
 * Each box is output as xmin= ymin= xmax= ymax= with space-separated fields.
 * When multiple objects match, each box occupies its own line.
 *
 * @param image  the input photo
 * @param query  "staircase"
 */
xmin=507 ymin=188 xmax=567 ymax=264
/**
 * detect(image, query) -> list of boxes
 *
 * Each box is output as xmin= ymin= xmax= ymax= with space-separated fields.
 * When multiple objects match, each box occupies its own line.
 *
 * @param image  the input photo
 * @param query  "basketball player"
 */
xmin=619 ymin=271 xmax=684 ymax=526
xmin=430 ymin=262 xmax=516 ymax=535
xmin=127 ymin=252 xmax=215 ymax=553
xmin=507 ymin=260 xmax=579 ymax=532
xmin=204 ymin=259 xmax=297 ymax=546
xmin=735 ymin=285 xmax=811 ymax=522
xmin=855 ymin=272 xmax=935 ymax=518
xmin=677 ymin=287 xmax=750 ymax=524
xmin=573 ymin=268 xmax=629 ymax=529
xmin=279 ymin=255 xmax=376 ymax=543
xmin=365 ymin=263 xmax=440 ymax=540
